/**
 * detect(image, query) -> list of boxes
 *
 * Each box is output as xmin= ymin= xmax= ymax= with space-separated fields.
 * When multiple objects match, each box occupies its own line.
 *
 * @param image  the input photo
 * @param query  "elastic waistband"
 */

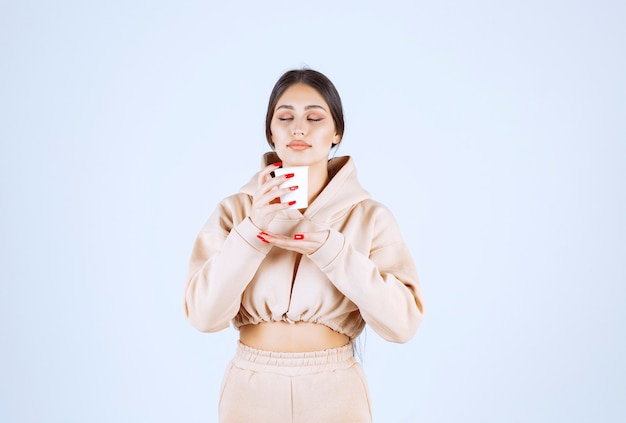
xmin=232 ymin=342 xmax=355 ymax=376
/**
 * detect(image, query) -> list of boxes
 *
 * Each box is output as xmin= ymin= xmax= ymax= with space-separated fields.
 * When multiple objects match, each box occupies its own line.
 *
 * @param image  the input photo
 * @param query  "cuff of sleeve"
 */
xmin=234 ymin=217 xmax=273 ymax=254
xmin=308 ymin=229 xmax=345 ymax=270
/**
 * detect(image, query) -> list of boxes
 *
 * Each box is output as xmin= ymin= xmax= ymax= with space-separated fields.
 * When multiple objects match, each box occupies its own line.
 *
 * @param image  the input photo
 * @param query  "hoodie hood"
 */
xmin=240 ymin=152 xmax=371 ymax=224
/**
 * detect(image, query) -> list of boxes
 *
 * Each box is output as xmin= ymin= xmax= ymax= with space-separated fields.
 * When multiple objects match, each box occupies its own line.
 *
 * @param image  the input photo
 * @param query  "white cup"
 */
xmin=273 ymin=166 xmax=308 ymax=209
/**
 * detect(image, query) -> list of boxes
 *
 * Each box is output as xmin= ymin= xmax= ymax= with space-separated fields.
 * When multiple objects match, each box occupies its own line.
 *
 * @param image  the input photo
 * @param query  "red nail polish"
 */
xmin=288 ymin=200 xmax=296 ymax=206
xmin=294 ymin=234 xmax=304 ymax=240
xmin=285 ymin=173 xmax=295 ymax=179
xmin=260 ymin=232 xmax=269 ymax=236
xmin=289 ymin=185 xmax=299 ymax=191
xmin=273 ymin=162 xmax=282 ymax=167
xmin=257 ymin=235 xmax=269 ymax=243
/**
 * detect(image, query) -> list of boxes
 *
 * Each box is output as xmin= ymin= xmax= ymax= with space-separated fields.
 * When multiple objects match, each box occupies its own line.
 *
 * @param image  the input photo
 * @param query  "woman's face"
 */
xmin=270 ymin=83 xmax=340 ymax=168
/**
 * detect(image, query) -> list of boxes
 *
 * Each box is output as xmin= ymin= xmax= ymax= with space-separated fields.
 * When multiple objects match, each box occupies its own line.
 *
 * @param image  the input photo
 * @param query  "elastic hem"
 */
xmin=232 ymin=342 xmax=355 ymax=376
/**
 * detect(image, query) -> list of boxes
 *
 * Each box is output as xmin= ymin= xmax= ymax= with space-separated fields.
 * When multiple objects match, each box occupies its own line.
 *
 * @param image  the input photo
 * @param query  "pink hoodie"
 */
xmin=184 ymin=153 xmax=424 ymax=342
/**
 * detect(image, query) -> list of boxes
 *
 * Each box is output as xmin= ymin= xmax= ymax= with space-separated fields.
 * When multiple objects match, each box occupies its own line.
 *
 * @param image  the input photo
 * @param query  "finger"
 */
xmin=266 ymin=172 xmax=296 ymax=190
xmin=261 ymin=235 xmax=321 ymax=255
xmin=255 ymin=176 xmax=298 ymax=202
xmin=292 ymin=231 xmax=330 ymax=243
xmin=256 ymin=172 xmax=292 ymax=195
xmin=264 ymin=231 xmax=327 ymax=245
xmin=257 ymin=162 xmax=283 ymax=186
xmin=255 ymin=185 xmax=297 ymax=208
xmin=256 ymin=200 xmax=296 ymax=216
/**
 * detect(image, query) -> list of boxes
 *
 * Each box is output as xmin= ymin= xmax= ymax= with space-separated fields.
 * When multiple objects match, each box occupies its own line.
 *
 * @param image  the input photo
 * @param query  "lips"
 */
xmin=288 ymin=141 xmax=311 ymax=150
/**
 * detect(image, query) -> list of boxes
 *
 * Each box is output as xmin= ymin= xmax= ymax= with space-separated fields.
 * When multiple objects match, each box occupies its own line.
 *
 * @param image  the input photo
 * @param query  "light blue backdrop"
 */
xmin=1 ymin=1 xmax=624 ymax=422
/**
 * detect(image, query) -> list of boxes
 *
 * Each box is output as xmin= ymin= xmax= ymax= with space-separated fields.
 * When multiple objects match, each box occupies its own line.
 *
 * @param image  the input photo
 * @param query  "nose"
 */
xmin=291 ymin=119 xmax=306 ymax=136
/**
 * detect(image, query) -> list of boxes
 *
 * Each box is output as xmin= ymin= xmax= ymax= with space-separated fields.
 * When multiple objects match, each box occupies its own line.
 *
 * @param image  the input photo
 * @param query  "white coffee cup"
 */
xmin=273 ymin=166 xmax=308 ymax=209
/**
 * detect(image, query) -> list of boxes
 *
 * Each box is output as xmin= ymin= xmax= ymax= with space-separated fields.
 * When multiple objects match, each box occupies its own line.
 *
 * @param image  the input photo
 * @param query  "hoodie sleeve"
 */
xmin=184 ymin=198 xmax=272 ymax=332
xmin=308 ymin=205 xmax=424 ymax=343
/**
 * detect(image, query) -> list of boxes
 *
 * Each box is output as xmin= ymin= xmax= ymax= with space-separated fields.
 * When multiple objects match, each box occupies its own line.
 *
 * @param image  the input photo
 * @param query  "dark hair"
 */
xmin=265 ymin=69 xmax=344 ymax=149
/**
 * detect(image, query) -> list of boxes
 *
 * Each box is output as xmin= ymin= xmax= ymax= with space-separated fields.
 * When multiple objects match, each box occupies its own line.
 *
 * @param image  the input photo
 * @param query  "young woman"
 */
xmin=184 ymin=69 xmax=424 ymax=422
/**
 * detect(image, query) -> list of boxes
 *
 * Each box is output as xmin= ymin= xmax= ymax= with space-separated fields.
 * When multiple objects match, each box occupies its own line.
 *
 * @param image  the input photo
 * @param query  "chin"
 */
xmin=283 ymin=161 xmax=309 ymax=168
xmin=277 ymin=152 xmax=309 ymax=166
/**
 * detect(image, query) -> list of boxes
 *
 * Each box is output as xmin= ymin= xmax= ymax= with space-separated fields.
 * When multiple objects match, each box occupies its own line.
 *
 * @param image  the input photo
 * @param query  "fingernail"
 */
xmin=257 ymin=235 xmax=269 ymax=243
xmin=294 ymin=234 xmax=304 ymax=240
xmin=288 ymin=200 xmax=296 ymax=206
xmin=289 ymin=185 xmax=299 ymax=191
xmin=273 ymin=162 xmax=282 ymax=167
xmin=285 ymin=173 xmax=295 ymax=179
xmin=260 ymin=232 xmax=269 ymax=236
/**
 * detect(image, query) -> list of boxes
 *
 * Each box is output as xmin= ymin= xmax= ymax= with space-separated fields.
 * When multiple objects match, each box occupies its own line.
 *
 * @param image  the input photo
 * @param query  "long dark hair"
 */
xmin=265 ymin=69 xmax=344 ymax=149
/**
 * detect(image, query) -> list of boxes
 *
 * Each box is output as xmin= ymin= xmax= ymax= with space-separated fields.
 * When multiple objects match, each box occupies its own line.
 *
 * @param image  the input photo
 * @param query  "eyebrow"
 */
xmin=276 ymin=105 xmax=328 ymax=112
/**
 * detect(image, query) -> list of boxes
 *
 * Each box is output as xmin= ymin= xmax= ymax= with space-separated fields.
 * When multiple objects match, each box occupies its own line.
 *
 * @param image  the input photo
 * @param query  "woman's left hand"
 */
xmin=257 ymin=230 xmax=329 ymax=255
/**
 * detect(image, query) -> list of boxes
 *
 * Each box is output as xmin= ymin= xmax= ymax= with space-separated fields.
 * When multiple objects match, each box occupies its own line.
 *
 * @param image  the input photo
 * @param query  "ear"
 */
xmin=332 ymin=133 xmax=341 ymax=146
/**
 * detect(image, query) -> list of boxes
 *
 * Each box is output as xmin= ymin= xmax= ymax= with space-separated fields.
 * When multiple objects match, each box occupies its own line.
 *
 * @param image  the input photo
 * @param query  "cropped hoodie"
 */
xmin=184 ymin=153 xmax=424 ymax=343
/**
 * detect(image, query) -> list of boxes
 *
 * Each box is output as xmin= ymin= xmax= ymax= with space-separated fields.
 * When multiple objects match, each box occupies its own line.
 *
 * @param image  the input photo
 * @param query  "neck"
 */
xmin=306 ymin=160 xmax=330 ymax=206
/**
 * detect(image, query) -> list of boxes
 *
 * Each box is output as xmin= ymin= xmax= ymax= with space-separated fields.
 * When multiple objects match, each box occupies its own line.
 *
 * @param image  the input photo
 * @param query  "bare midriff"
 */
xmin=239 ymin=321 xmax=350 ymax=352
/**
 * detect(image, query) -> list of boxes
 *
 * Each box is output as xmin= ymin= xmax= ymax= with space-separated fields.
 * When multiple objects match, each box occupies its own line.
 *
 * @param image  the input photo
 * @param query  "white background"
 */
xmin=1 ymin=1 xmax=624 ymax=422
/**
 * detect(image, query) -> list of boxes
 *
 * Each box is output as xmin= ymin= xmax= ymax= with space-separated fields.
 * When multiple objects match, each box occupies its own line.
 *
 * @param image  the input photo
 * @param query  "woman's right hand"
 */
xmin=249 ymin=162 xmax=298 ymax=231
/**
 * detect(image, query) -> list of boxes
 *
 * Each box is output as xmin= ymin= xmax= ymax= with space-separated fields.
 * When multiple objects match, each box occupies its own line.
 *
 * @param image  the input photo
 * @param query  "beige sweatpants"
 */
xmin=218 ymin=342 xmax=372 ymax=423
